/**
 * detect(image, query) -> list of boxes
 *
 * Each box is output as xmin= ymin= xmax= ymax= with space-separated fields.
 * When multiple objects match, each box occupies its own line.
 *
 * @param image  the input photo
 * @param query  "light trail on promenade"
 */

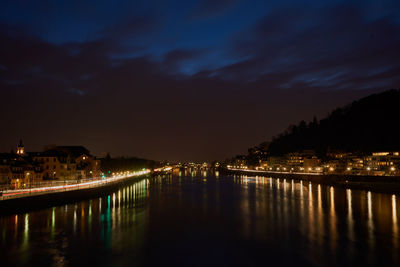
xmin=226 ymin=167 xmax=321 ymax=176
xmin=0 ymin=169 xmax=150 ymax=201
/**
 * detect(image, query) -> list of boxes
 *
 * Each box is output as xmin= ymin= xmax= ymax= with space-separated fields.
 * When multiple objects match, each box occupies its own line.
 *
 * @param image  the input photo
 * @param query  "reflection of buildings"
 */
xmin=0 ymin=141 xmax=101 ymax=187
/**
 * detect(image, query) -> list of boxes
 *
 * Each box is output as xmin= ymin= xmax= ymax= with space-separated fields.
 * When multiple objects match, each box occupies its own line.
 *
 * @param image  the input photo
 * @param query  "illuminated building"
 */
xmin=303 ymin=156 xmax=321 ymax=170
xmin=16 ymin=139 xmax=25 ymax=155
xmin=33 ymin=146 xmax=101 ymax=180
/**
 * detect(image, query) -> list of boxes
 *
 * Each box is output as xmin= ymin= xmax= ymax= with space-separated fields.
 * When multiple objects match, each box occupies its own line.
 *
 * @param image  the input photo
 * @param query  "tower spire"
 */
xmin=17 ymin=139 xmax=25 ymax=155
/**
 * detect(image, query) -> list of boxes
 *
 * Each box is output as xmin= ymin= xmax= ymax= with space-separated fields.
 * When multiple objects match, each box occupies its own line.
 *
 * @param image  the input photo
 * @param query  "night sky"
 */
xmin=1 ymin=0 xmax=399 ymax=161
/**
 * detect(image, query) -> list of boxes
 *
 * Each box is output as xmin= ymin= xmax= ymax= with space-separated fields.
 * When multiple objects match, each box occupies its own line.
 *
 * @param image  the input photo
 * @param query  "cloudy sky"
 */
xmin=0 ymin=0 xmax=399 ymax=161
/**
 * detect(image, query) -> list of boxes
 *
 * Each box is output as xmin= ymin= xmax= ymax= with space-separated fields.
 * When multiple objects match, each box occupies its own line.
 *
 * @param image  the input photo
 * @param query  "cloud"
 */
xmin=68 ymin=88 xmax=86 ymax=96
xmin=0 ymin=3 xmax=399 ymax=161
xmin=162 ymin=49 xmax=207 ymax=74
xmin=213 ymin=4 xmax=400 ymax=91
xmin=100 ymin=14 xmax=161 ymax=41
xmin=189 ymin=0 xmax=241 ymax=19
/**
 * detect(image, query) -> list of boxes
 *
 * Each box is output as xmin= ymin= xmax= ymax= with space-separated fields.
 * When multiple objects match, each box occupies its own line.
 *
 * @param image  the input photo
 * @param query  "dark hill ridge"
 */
xmin=267 ymin=89 xmax=400 ymax=156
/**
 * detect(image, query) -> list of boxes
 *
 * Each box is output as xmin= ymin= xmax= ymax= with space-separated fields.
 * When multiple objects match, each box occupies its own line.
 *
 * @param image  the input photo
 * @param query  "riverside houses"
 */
xmin=229 ymin=149 xmax=400 ymax=176
xmin=0 ymin=141 xmax=101 ymax=187
xmin=32 ymin=146 xmax=101 ymax=180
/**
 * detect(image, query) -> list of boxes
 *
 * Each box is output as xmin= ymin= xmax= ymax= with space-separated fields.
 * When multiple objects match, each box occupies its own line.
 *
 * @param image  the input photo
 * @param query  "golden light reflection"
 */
xmin=22 ymin=213 xmax=29 ymax=249
xmin=14 ymin=215 xmax=18 ymax=230
xmin=89 ymin=201 xmax=92 ymax=225
xmin=127 ymin=186 xmax=130 ymax=203
xmin=308 ymin=182 xmax=315 ymax=246
xmin=330 ymin=186 xmax=335 ymax=212
xmin=134 ymin=183 xmax=137 ymax=200
xmin=73 ymin=205 xmax=77 ymax=234
xmin=291 ymin=180 xmax=294 ymax=195
xmin=347 ymin=189 xmax=355 ymax=242
xmin=52 ymin=207 xmax=55 ymax=230
xmin=329 ymin=186 xmax=337 ymax=253
xmin=393 ymin=195 xmax=397 ymax=224
xmin=299 ymin=179 xmax=305 ymax=237
xmin=24 ymin=214 xmax=29 ymax=230
xmin=300 ymin=180 xmax=303 ymax=197
xmin=367 ymin=191 xmax=375 ymax=251
xmin=283 ymin=179 xmax=286 ymax=193
xmin=392 ymin=195 xmax=398 ymax=252
xmin=318 ymin=185 xmax=321 ymax=209
xmin=317 ymin=184 xmax=324 ymax=246
xmin=367 ymin=191 xmax=372 ymax=219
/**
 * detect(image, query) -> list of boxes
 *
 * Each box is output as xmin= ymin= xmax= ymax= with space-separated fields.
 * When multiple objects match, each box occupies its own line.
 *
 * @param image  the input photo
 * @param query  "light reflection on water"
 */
xmin=230 ymin=175 xmax=400 ymax=266
xmin=0 ymin=174 xmax=400 ymax=266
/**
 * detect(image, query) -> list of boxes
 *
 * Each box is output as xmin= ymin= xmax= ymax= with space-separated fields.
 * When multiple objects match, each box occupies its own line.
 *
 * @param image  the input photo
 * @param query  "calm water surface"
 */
xmin=1 ymin=171 xmax=399 ymax=266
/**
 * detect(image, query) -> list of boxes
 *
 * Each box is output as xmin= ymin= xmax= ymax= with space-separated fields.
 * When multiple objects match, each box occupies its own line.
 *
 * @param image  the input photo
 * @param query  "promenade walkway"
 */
xmin=0 ymin=169 xmax=150 ymax=201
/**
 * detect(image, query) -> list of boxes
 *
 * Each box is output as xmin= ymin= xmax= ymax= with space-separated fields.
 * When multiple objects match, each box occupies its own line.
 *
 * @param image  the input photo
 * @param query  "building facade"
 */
xmin=0 ymin=142 xmax=101 ymax=187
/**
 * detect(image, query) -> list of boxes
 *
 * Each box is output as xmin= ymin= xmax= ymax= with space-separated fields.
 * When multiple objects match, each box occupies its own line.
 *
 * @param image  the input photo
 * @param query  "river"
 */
xmin=1 ymin=171 xmax=399 ymax=266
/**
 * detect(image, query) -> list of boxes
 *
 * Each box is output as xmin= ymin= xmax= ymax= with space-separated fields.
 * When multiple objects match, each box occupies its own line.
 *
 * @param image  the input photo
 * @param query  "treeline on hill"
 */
xmin=100 ymin=154 xmax=156 ymax=174
xmin=267 ymin=89 xmax=400 ymax=157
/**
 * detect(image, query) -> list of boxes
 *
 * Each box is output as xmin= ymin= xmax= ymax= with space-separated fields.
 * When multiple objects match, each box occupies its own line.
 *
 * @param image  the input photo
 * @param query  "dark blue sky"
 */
xmin=1 ymin=0 xmax=399 ymax=161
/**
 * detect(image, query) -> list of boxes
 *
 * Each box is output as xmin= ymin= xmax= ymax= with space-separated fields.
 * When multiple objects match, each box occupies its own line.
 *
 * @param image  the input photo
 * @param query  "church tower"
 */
xmin=16 ymin=139 xmax=25 ymax=155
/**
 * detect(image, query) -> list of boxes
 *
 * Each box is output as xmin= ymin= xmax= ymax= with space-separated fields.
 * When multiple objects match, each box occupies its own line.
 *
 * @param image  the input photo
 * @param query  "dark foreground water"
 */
xmin=1 ymin=171 xmax=400 ymax=266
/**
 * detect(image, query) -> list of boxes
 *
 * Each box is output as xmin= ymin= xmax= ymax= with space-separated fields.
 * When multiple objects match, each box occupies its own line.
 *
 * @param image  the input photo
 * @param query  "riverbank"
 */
xmin=222 ymin=168 xmax=400 ymax=194
xmin=0 ymin=174 xmax=149 ymax=215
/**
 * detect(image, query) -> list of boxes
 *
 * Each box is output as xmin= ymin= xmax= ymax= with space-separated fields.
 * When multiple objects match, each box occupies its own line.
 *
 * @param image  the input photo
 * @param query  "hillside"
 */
xmin=100 ymin=154 xmax=156 ymax=174
xmin=267 ymin=89 xmax=400 ymax=156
